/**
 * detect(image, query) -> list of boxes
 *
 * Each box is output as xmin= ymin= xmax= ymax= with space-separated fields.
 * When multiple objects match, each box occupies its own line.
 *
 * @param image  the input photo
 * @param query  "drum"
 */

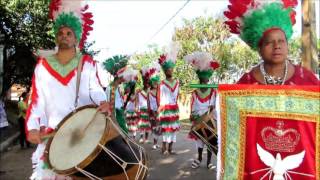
xmin=191 ymin=111 xmax=218 ymax=153
xmin=44 ymin=105 xmax=148 ymax=180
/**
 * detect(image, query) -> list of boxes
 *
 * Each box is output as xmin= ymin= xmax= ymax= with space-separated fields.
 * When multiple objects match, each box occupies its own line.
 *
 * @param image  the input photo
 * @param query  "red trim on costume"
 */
xmin=258 ymin=27 xmax=283 ymax=48
xmin=195 ymin=89 xmax=214 ymax=103
xmin=161 ymin=127 xmax=180 ymax=132
xmin=158 ymin=104 xmax=179 ymax=111
xmin=162 ymin=79 xmax=179 ymax=92
xmin=25 ymin=74 xmax=39 ymax=137
xmin=41 ymin=55 xmax=94 ymax=86
xmin=149 ymin=90 xmax=157 ymax=98
xmin=218 ymin=84 xmax=320 ymax=92
xmin=156 ymin=84 xmax=161 ymax=107
xmin=139 ymin=90 xmax=148 ymax=100
xmin=159 ymin=115 xmax=179 ymax=122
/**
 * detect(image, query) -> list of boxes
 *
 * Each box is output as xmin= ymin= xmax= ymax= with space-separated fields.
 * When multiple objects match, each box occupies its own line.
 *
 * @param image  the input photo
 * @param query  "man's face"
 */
xmin=258 ymin=29 xmax=288 ymax=65
xmin=165 ymin=68 xmax=173 ymax=78
xmin=200 ymin=77 xmax=209 ymax=84
xmin=56 ymin=26 xmax=77 ymax=49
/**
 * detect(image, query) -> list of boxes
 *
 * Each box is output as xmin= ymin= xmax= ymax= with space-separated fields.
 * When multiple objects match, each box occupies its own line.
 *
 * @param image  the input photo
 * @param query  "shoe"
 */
xmin=152 ymin=145 xmax=157 ymax=150
xmin=207 ymin=163 xmax=216 ymax=170
xmin=162 ymin=150 xmax=169 ymax=155
xmin=191 ymin=159 xmax=201 ymax=169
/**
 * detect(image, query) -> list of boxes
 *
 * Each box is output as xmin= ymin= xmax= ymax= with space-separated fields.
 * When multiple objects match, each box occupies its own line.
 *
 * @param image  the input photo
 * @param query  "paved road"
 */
xmin=0 ymin=129 xmax=216 ymax=180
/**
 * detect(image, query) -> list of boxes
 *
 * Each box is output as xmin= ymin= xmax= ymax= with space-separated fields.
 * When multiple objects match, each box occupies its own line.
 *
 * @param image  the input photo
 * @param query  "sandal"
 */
xmin=162 ymin=150 xmax=169 ymax=155
xmin=191 ymin=159 xmax=201 ymax=169
xmin=207 ymin=163 xmax=216 ymax=170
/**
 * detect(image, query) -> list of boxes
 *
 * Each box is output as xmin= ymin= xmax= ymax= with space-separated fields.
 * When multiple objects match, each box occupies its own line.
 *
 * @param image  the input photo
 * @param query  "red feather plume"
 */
xmin=48 ymin=0 xmax=61 ymax=19
xmin=158 ymin=54 xmax=167 ymax=65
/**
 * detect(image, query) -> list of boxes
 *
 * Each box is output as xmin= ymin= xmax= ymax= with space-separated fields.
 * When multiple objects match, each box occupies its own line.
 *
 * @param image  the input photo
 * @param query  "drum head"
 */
xmin=48 ymin=106 xmax=107 ymax=174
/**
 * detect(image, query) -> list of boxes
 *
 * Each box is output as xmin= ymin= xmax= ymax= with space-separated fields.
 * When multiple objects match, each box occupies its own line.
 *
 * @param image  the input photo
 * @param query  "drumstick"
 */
xmin=74 ymin=109 xmax=100 ymax=139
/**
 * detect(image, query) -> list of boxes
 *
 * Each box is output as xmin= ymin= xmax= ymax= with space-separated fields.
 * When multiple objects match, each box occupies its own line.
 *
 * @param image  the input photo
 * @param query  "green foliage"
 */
xmin=81 ymin=41 xmax=101 ymax=58
xmin=1 ymin=0 xmax=55 ymax=94
xmin=172 ymin=15 xmax=259 ymax=86
xmin=0 ymin=0 xmax=55 ymax=50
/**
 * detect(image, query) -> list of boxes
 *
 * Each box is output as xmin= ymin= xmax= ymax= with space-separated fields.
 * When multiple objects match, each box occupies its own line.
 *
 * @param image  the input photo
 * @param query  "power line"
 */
xmin=131 ymin=0 xmax=191 ymax=55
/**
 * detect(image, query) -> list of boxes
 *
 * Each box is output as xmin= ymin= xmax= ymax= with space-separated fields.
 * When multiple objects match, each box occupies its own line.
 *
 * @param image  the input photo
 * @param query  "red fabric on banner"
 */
xmin=244 ymin=117 xmax=317 ymax=180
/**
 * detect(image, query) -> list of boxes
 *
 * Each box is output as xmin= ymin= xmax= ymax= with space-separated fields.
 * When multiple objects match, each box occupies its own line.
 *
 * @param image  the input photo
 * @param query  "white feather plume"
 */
xmin=118 ymin=67 xmax=138 ymax=82
xmin=52 ymin=0 xmax=83 ymax=21
xmin=165 ymin=42 xmax=180 ymax=64
xmin=184 ymin=51 xmax=215 ymax=71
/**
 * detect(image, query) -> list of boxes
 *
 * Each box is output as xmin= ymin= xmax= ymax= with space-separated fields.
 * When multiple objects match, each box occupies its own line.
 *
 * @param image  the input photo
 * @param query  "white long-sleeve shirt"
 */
xmin=26 ymin=55 xmax=106 ymax=130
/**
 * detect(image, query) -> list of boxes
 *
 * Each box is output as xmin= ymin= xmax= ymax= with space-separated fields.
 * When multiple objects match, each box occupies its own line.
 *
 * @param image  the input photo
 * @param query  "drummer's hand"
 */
xmin=28 ymin=129 xmax=41 ymax=144
xmin=98 ymin=101 xmax=112 ymax=116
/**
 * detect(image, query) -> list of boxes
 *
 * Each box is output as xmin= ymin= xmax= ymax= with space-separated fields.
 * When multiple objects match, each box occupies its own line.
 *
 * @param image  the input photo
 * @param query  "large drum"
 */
xmin=191 ymin=111 xmax=218 ymax=153
xmin=44 ymin=105 xmax=148 ymax=180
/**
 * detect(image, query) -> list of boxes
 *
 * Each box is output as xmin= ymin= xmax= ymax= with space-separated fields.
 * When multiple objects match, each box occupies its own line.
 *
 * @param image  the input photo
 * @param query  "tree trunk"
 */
xmin=301 ymin=0 xmax=318 ymax=73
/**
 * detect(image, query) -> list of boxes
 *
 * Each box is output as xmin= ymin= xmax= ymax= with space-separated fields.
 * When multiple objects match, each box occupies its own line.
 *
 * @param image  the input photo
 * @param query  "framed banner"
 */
xmin=217 ymin=85 xmax=319 ymax=180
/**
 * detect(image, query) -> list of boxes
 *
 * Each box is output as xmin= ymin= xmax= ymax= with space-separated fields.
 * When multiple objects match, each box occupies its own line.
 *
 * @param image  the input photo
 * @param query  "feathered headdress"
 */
xmin=141 ymin=62 xmax=161 ymax=84
xmin=184 ymin=51 xmax=219 ymax=79
xmin=49 ymin=0 xmax=94 ymax=50
xmin=103 ymin=55 xmax=128 ymax=77
xmin=224 ymin=0 xmax=298 ymax=50
xmin=158 ymin=42 xmax=180 ymax=71
xmin=117 ymin=67 xmax=138 ymax=83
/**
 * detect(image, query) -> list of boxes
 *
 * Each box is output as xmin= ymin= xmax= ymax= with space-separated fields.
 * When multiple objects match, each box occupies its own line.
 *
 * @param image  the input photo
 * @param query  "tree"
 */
xmin=173 ymin=15 xmax=259 ymax=86
xmin=0 ymin=0 xmax=55 ymax=95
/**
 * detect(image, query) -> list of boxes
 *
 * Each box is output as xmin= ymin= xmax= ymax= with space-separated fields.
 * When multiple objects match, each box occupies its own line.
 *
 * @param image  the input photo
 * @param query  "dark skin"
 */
xmin=251 ymin=29 xmax=295 ymax=84
xmin=28 ymin=26 xmax=112 ymax=144
xmin=164 ymin=68 xmax=174 ymax=82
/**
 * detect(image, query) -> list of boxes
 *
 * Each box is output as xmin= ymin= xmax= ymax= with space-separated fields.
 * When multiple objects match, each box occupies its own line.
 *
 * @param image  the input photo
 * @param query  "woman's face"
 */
xmin=259 ymin=29 xmax=288 ymax=65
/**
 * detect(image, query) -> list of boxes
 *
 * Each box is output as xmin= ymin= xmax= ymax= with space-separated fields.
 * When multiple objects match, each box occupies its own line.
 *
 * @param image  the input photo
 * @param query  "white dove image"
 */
xmin=250 ymin=144 xmax=315 ymax=180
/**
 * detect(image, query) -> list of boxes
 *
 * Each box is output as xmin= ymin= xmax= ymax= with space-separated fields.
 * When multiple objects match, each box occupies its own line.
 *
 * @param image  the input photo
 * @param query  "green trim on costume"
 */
xmin=164 ymin=79 xmax=177 ymax=89
xmin=46 ymin=53 xmax=81 ymax=77
xmin=196 ymin=88 xmax=211 ymax=99
xmin=54 ymin=12 xmax=82 ymax=42
xmin=116 ymin=108 xmax=128 ymax=134
xmin=196 ymin=70 xmax=213 ymax=79
xmin=161 ymin=61 xmax=175 ymax=71
xmin=240 ymin=2 xmax=293 ymax=50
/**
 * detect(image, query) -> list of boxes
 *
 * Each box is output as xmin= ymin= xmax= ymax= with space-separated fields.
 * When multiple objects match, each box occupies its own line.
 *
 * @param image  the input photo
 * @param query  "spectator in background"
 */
xmin=0 ymin=94 xmax=9 ymax=129
xmin=18 ymin=92 xmax=30 ymax=149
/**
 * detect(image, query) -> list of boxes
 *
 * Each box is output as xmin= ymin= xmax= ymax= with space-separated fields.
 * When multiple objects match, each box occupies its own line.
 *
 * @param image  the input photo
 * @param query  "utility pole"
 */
xmin=301 ymin=0 xmax=318 ymax=73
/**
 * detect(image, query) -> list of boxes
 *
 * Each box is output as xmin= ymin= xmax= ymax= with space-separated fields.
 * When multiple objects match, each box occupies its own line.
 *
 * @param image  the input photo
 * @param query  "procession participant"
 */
xmin=146 ymin=62 xmax=162 ymax=150
xmin=123 ymin=81 xmax=138 ymax=139
xmin=157 ymin=43 xmax=181 ymax=155
xmin=104 ymin=56 xmax=138 ymax=133
xmin=136 ymin=67 xmax=152 ymax=143
xmin=223 ymin=0 xmax=319 ymax=85
xmin=26 ymin=1 xmax=110 ymax=178
xmin=184 ymin=51 xmax=219 ymax=170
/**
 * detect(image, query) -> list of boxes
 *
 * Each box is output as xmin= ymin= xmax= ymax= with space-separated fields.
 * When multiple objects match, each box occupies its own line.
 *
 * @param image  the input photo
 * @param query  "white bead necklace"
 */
xmin=259 ymin=60 xmax=288 ymax=85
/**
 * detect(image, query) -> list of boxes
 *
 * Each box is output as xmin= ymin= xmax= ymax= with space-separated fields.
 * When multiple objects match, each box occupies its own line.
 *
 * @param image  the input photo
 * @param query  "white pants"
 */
xmin=162 ymin=132 xmax=177 ymax=143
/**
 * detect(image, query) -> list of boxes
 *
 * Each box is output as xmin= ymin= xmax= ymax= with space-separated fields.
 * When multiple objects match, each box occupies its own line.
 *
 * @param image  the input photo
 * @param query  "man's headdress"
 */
xmin=49 ymin=0 xmax=94 ymax=50
xmin=184 ymin=51 xmax=219 ymax=79
xmin=158 ymin=42 xmax=180 ymax=71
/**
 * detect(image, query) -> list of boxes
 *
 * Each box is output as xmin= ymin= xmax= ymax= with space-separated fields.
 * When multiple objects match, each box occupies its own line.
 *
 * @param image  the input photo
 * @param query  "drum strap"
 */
xmin=74 ymin=56 xmax=84 ymax=108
